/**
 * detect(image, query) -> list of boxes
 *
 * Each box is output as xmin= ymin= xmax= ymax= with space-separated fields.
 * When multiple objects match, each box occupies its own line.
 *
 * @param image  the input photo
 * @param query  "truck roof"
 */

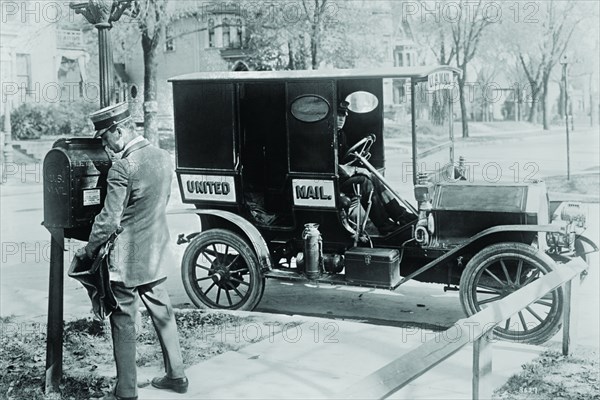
xmin=168 ymin=65 xmax=461 ymax=83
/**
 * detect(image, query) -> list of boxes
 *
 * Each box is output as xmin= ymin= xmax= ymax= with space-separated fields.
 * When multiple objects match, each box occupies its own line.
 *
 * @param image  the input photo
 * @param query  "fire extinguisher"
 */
xmin=302 ymin=223 xmax=323 ymax=279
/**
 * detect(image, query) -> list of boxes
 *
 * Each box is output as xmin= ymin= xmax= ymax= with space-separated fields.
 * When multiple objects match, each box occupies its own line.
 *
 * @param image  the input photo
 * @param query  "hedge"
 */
xmin=10 ymin=101 xmax=97 ymax=140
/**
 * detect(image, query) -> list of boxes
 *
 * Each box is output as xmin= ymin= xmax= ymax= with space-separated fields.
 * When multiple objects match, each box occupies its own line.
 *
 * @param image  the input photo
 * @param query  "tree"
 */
xmin=504 ymin=0 xmax=582 ymax=129
xmin=558 ymin=2 xmax=600 ymax=126
xmin=449 ymin=0 xmax=494 ymax=137
xmin=409 ymin=0 xmax=494 ymax=138
xmin=305 ymin=0 xmax=328 ymax=70
xmin=114 ymin=0 xmax=222 ymax=146
xmin=74 ymin=0 xmax=170 ymax=146
xmin=244 ymin=0 xmax=388 ymax=70
xmin=125 ymin=0 xmax=167 ymax=146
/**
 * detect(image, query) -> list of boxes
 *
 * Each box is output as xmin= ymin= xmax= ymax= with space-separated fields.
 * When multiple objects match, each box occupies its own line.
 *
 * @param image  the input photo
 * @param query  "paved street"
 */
xmin=385 ymin=125 xmax=600 ymax=194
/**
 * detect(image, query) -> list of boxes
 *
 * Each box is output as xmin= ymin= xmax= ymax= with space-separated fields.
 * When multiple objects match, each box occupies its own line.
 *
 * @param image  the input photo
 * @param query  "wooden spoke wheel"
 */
xmin=459 ymin=242 xmax=564 ymax=345
xmin=181 ymin=229 xmax=265 ymax=310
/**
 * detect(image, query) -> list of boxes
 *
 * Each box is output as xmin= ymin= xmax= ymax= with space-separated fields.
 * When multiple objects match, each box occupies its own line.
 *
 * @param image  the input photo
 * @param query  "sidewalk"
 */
xmin=136 ymin=312 xmax=543 ymax=400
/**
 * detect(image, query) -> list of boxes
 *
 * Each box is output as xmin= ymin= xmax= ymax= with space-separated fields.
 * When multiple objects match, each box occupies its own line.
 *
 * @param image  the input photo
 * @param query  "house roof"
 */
xmin=168 ymin=65 xmax=462 ymax=83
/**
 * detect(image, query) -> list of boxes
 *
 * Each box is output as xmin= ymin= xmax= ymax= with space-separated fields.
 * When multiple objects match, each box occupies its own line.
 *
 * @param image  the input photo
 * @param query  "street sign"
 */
xmin=428 ymin=70 xmax=455 ymax=91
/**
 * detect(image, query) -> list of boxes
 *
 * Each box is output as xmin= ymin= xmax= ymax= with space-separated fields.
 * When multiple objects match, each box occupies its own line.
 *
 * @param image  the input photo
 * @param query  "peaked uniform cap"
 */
xmin=89 ymin=102 xmax=131 ymax=138
xmin=338 ymin=100 xmax=349 ymax=115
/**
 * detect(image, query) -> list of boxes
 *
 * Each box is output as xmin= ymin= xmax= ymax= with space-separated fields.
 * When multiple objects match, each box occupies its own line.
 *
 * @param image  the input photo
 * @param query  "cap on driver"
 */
xmin=338 ymin=100 xmax=349 ymax=116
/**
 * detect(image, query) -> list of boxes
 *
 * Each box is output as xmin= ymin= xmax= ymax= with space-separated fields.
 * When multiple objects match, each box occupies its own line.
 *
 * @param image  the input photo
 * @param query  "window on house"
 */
xmin=222 ymin=18 xmax=231 ymax=48
xmin=16 ymin=54 xmax=32 ymax=94
xmin=236 ymin=18 xmax=243 ymax=47
xmin=393 ymin=80 xmax=406 ymax=104
xmin=57 ymin=56 xmax=84 ymax=101
xmin=165 ymin=25 xmax=175 ymax=52
xmin=208 ymin=18 xmax=215 ymax=47
xmin=406 ymin=53 xmax=411 ymax=66
xmin=396 ymin=52 xmax=403 ymax=67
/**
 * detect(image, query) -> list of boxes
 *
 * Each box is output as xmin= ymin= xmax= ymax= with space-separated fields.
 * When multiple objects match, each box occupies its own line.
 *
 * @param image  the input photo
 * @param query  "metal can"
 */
xmin=302 ymin=223 xmax=323 ymax=279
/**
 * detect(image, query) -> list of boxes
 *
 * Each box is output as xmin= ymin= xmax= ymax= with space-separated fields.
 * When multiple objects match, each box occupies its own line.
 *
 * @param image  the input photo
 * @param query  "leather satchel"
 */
xmin=68 ymin=228 xmax=122 ymax=319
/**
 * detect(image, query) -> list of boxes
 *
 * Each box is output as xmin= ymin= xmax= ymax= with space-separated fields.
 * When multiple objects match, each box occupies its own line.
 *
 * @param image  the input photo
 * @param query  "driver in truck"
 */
xmin=337 ymin=101 xmax=408 ymax=234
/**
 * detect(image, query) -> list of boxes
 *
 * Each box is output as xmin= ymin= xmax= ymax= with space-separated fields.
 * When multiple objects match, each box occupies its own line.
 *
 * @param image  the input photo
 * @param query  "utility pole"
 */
xmin=590 ymin=72 xmax=595 ymax=127
xmin=560 ymin=55 xmax=571 ymax=181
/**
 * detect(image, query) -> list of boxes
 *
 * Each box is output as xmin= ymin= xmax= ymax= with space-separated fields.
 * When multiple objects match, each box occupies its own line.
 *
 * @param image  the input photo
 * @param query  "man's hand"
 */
xmin=340 ymin=163 xmax=371 ymax=179
xmin=75 ymin=248 xmax=88 ymax=260
xmin=75 ymin=246 xmax=94 ymax=260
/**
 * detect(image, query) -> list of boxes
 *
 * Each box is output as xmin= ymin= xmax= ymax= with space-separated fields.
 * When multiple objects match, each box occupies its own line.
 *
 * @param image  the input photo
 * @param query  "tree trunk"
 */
xmin=524 ymin=79 xmax=537 ymax=123
xmin=458 ymin=73 xmax=469 ymax=138
xmin=527 ymin=96 xmax=538 ymax=123
xmin=142 ymin=34 xmax=159 ymax=147
xmin=287 ymin=41 xmax=295 ymax=70
xmin=310 ymin=25 xmax=319 ymax=69
xmin=541 ymin=73 xmax=550 ymax=130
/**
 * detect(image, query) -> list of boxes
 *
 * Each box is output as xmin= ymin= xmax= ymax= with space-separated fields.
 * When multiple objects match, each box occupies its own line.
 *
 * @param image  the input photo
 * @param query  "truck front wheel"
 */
xmin=459 ymin=242 xmax=564 ymax=345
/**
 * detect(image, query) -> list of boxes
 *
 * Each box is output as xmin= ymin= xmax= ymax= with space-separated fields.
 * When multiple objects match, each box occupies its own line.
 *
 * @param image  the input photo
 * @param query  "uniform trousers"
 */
xmin=341 ymin=174 xmax=395 ymax=230
xmin=110 ymin=278 xmax=185 ymax=398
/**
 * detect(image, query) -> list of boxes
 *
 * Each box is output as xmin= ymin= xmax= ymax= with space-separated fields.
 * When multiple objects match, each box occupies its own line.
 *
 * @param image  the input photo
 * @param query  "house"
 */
xmin=0 ymin=9 xmax=89 ymax=109
xmin=115 ymin=3 xmax=248 ymax=127
xmin=116 ymin=1 xmax=422 ymax=128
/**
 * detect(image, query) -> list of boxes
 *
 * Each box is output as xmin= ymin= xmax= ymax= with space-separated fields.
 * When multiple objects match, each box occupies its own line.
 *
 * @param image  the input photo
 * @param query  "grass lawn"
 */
xmin=545 ymin=173 xmax=600 ymax=201
xmin=494 ymin=345 xmax=599 ymax=400
xmin=0 ymin=311 xmax=301 ymax=399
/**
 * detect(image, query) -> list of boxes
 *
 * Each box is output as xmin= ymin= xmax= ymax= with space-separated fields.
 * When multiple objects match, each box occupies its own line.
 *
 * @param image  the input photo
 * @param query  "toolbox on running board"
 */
xmin=344 ymin=247 xmax=400 ymax=288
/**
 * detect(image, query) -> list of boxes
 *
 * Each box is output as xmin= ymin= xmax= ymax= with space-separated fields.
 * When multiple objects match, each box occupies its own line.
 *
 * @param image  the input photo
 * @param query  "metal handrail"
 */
xmin=334 ymin=258 xmax=588 ymax=400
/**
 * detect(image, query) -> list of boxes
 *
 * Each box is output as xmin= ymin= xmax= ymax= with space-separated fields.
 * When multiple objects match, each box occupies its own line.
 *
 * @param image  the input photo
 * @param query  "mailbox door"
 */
xmin=44 ymin=149 xmax=72 ymax=228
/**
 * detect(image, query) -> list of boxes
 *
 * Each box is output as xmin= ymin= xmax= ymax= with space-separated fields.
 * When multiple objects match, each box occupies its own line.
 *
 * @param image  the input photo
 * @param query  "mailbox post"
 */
xmin=43 ymin=139 xmax=111 ymax=392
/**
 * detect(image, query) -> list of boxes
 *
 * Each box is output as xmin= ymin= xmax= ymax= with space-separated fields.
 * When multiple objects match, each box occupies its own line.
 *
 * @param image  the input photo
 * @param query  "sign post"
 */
xmin=560 ymin=55 xmax=571 ymax=181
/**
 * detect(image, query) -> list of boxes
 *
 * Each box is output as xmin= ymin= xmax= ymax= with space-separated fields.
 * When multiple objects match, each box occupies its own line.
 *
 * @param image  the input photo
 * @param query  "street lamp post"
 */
xmin=70 ymin=0 xmax=132 ymax=107
xmin=560 ymin=55 xmax=571 ymax=181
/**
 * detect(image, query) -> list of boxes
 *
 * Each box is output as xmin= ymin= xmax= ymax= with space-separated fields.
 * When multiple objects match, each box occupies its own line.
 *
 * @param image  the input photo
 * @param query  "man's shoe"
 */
xmin=101 ymin=393 xmax=138 ymax=400
xmin=151 ymin=375 xmax=189 ymax=394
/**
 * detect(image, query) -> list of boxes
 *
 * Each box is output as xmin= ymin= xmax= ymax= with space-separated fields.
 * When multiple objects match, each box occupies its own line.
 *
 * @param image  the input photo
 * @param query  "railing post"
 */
xmin=472 ymin=331 xmax=493 ymax=400
xmin=562 ymin=279 xmax=573 ymax=356
xmin=563 ymin=268 xmax=584 ymax=357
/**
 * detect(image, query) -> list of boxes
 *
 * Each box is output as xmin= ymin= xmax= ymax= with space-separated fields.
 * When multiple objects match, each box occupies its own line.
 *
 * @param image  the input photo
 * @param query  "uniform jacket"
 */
xmin=86 ymin=139 xmax=173 ymax=287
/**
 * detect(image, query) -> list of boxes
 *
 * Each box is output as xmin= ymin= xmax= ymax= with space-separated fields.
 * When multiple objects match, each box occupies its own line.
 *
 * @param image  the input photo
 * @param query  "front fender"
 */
xmin=576 ymin=234 xmax=600 ymax=254
xmin=398 ymin=224 xmax=565 ymax=286
xmin=168 ymin=209 xmax=273 ymax=272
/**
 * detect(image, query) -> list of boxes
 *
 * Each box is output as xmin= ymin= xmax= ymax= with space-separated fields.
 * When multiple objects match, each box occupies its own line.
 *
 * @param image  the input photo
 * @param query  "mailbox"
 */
xmin=43 ymin=138 xmax=112 ymax=240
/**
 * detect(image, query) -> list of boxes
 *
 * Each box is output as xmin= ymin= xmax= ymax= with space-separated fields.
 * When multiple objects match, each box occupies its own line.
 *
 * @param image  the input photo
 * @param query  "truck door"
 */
xmin=287 ymin=81 xmax=335 ymax=174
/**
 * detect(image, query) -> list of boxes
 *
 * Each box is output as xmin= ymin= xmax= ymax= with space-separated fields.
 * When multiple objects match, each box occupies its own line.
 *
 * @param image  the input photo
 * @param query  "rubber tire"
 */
xmin=459 ymin=242 xmax=564 ymax=345
xmin=181 ymin=229 xmax=265 ymax=311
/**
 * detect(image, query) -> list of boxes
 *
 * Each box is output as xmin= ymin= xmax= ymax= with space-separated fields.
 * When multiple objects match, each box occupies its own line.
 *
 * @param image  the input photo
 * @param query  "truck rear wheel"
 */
xmin=459 ymin=242 xmax=563 ymax=345
xmin=181 ymin=229 xmax=265 ymax=311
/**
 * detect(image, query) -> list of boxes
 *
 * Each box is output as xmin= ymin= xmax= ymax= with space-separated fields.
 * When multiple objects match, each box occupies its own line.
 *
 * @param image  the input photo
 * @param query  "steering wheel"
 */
xmin=342 ymin=134 xmax=376 ymax=165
